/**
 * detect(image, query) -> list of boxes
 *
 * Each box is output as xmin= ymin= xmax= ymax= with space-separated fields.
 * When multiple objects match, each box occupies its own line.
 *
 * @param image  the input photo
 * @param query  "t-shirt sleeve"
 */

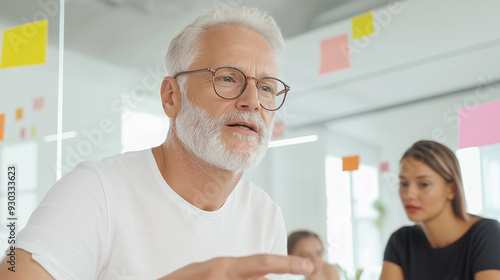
xmin=383 ymin=228 xmax=404 ymax=267
xmin=16 ymin=162 xmax=108 ymax=280
xmin=470 ymin=219 xmax=500 ymax=273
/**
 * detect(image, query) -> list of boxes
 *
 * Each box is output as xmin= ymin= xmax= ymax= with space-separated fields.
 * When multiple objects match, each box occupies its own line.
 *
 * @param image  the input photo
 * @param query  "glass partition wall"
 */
xmin=0 ymin=1 xmax=62 ymax=251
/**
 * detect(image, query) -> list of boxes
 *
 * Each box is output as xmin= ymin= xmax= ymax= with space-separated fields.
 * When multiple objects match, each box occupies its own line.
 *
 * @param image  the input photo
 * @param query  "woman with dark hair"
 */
xmin=380 ymin=140 xmax=500 ymax=280
xmin=288 ymin=230 xmax=340 ymax=280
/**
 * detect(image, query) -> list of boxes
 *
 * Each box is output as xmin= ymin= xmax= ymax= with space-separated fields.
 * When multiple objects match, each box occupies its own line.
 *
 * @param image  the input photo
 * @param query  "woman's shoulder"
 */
xmin=391 ymin=224 xmax=422 ymax=238
xmin=322 ymin=262 xmax=341 ymax=280
xmin=468 ymin=216 xmax=500 ymax=236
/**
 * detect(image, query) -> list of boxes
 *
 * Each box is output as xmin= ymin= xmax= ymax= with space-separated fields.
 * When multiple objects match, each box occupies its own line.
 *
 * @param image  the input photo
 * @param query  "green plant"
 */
xmin=337 ymin=264 xmax=364 ymax=280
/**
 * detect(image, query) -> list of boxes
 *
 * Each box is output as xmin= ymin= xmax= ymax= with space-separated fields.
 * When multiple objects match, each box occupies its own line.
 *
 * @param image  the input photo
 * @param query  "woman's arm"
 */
xmin=379 ymin=261 xmax=404 ymax=280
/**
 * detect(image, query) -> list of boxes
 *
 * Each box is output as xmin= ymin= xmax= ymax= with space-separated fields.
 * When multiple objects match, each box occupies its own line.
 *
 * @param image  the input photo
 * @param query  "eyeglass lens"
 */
xmin=212 ymin=68 xmax=286 ymax=110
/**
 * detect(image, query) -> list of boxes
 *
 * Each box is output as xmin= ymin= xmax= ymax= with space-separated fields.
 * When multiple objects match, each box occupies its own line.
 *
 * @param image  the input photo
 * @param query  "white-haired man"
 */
xmin=0 ymin=6 xmax=315 ymax=280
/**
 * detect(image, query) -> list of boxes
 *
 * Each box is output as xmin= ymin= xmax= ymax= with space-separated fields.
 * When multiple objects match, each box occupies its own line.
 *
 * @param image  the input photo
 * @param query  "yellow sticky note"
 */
xmin=0 ymin=114 xmax=5 ymax=141
xmin=342 ymin=155 xmax=360 ymax=171
xmin=352 ymin=12 xmax=374 ymax=39
xmin=1 ymin=19 xmax=48 ymax=68
xmin=16 ymin=108 xmax=23 ymax=120
xmin=30 ymin=125 xmax=37 ymax=137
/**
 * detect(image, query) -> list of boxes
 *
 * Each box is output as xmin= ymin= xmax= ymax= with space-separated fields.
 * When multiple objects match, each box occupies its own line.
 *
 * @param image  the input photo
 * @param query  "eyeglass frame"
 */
xmin=173 ymin=66 xmax=290 ymax=111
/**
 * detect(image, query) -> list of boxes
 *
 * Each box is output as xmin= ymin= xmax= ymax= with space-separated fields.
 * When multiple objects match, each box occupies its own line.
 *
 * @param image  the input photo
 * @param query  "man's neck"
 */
xmin=152 ymin=136 xmax=243 ymax=211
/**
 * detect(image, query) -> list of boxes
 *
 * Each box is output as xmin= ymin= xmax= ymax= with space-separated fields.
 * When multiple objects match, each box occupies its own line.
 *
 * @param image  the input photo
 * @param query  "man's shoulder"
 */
xmin=82 ymin=148 xmax=153 ymax=171
xmin=62 ymin=149 xmax=154 ymax=183
xmin=98 ymin=148 xmax=152 ymax=165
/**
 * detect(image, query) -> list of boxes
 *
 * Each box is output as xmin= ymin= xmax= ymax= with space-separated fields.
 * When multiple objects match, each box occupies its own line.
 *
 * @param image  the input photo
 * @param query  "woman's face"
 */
xmin=290 ymin=237 xmax=324 ymax=270
xmin=399 ymin=157 xmax=456 ymax=223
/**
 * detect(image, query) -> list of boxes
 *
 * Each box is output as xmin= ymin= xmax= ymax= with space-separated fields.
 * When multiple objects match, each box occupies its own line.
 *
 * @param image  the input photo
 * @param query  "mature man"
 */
xmin=1 ymin=5 xmax=314 ymax=280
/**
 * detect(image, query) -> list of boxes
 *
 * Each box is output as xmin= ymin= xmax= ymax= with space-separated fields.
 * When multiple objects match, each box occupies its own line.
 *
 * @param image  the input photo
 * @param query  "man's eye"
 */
xmin=260 ymin=86 xmax=271 ymax=92
xmin=221 ymin=76 xmax=234 ymax=82
xmin=399 ymin=182 xmax=408 ymax=187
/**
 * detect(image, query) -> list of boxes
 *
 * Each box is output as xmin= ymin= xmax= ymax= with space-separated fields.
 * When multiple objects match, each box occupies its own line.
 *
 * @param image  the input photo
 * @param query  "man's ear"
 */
xmin=161 ymin=77 xmax=182 ymax=118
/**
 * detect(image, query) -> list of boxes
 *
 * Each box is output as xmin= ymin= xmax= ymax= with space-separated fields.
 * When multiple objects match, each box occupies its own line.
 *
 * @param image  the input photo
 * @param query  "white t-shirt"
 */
xmin=17 ymin=149 xmax=287 ymax=280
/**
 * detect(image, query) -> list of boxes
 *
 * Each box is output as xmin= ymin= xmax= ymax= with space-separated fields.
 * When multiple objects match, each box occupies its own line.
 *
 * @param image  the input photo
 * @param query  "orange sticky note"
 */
xmin=1 ymin=19 xmax=48 ymax=68
xmin=342 ymin=155 xmax=360 ymax=171
xmin=0 ymin=113 xmax=5 ymax=141
xmin=319 ymin=34 xmax=351 ymax=75
xmin=16 ymin=108 xmax=23 ymax=120
xmin=352 ymin=12 xmax=374 ymax=39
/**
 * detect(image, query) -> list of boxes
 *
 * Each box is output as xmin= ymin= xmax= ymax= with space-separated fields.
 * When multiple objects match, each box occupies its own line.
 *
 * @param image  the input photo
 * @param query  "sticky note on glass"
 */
xmin=319 ymin=34 xmax=351 ymax=75
xmin=271 ymin=120 xmax=285 ymax=139
xmin=1 ymin=19 xmax=48 ymax=68
xmin=34 ymin=96 xmax=45 ymax=110
xmin=0 ymin=113 xmax=5 ymax=141
xmin=380 ymin=161 xmax=389 ymax=173
xmin=30 ymin=125 xmax=37 ymax=137
xmin=342 ymin=155 xmax=360 ymax=171
xmin=458 ymin=99 xmax=500 ymax=149
xmin=16 ymin=108 xmax=23 ymax=120
xmin=352 ymin=12 xmax=374 ymax=39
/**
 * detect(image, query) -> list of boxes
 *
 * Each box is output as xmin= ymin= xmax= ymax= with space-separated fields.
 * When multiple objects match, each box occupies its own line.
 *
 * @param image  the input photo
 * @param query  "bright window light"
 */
xmin=121 ymin=111 xmax=169 ymax=153
xmin=43 ymin=131 xmax=78 ymax=142
xmin=457 ymin=147 xmax=483 ymax=214
xmin=269 ymin=135 xmax=318 ymax=148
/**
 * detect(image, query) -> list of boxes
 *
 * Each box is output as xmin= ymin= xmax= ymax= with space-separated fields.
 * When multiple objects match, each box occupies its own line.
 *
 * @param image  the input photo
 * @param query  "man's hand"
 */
xmin=159 ymin=254 xmax=315 ymax=280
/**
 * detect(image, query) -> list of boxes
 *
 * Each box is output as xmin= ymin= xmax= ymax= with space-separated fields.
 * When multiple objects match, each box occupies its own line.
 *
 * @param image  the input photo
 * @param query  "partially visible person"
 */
xmin=288 ymin=230 xmax=341 ymax=280
xmin=380 ymin=140 xmax=500 ymax=280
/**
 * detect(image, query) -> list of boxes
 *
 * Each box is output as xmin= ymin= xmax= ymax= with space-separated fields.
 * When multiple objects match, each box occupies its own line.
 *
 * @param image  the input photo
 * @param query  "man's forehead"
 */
xmin=196 ymin=25 xmax=277 ymax=74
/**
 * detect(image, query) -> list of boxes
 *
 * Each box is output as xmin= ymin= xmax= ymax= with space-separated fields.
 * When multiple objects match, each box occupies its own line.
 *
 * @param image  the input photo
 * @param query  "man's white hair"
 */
xmin=165 ymin=5 xmax=285 ymax=80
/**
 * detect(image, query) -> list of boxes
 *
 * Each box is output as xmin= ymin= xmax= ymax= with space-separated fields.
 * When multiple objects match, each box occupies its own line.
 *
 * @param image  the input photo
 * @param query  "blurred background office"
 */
xmin=1 ymin=0 xmax=499 ymax=279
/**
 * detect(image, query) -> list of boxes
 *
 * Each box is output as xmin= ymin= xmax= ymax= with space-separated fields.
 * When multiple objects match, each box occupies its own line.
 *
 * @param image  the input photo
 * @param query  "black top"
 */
xmin=384 ymin=218 xmax=500 ymax=280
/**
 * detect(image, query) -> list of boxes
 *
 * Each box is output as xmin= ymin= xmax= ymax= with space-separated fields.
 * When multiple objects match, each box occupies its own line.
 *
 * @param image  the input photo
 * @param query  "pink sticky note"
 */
xmin=34 ymin=96 xmax=45 ymax=110
xmin=319 ymin=34 xmax=351 ymax=75
xmin=20 ymin=127 xmax=26 ymax=139
xmin=380 ymin=161 xmax=389 ymax=173
xmin=458 ymin=99 xmax=500 ymax=149
xmin=271 ymin=120 xmax=285 ymax=139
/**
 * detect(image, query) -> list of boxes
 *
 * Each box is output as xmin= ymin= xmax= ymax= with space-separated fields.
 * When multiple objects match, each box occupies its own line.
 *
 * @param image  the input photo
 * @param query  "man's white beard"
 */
xmin=174 ymin=94 xmax=272 ymax=171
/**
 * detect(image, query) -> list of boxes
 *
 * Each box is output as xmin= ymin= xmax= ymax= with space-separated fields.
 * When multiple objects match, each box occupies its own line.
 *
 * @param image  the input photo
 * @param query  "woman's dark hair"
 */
xmin=287 ymin=230 xmax=323 ymax=255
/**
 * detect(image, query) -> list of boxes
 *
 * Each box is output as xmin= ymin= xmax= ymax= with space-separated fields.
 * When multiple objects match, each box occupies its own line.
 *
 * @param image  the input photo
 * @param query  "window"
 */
xmin=121 ymin=111 xmax=169 ymax=153
xmin=325 ymin=156 xmax=381 ymax=279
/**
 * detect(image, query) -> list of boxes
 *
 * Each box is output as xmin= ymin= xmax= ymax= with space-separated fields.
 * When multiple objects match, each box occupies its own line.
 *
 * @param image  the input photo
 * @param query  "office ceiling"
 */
xmin=1 ymin=0 xmax=385 ymax=69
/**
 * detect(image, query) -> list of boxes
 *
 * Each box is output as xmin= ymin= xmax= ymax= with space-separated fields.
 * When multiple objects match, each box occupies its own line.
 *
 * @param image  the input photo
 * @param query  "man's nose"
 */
xmin=235 ymin=77 xmax=260 ymax=112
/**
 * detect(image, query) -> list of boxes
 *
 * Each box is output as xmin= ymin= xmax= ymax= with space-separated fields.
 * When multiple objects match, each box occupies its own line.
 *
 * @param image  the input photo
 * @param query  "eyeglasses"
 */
xmin=173 ymin=67 xmax=290 ymax=111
